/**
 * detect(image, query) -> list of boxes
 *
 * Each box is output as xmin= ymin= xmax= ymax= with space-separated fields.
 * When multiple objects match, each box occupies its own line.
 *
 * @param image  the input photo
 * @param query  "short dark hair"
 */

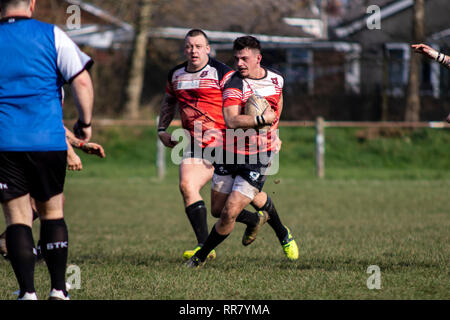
xmin=233 ymin=36 xmax=261 ymax=52
xmin=185 ymin=29 xmax=209 ymax=45
xmin=0 ymin=0 xmax=30 ymax=10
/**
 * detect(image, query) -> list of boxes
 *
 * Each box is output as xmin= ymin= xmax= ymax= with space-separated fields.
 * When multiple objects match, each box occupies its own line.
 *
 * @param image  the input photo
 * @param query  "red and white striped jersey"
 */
xmin=223 ymin=67 xmax=284 ymax=155
xmin=166 ymin=58 xmax=234 ymax=146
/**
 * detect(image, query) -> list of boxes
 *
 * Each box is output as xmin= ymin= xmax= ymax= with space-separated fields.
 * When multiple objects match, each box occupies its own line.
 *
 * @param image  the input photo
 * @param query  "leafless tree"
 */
xmin=405 ymin=0 xmax=425 ymax=122
xmin=123 ymin=0 xmax=152 ymax=119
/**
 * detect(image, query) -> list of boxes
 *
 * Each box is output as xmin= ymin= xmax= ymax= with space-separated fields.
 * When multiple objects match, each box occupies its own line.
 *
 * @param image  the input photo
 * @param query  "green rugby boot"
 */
xmin=242 ymin=211 xmax=269 ymax=246
xmin=183 ymin=245 xmax=216 ymax=260
xmin=281 ymin=227 xmax=299 ymax=261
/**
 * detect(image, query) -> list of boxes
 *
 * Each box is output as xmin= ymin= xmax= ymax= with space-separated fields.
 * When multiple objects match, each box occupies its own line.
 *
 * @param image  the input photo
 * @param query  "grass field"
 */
xmin=0 ymin=126 xmax=449 ymax=300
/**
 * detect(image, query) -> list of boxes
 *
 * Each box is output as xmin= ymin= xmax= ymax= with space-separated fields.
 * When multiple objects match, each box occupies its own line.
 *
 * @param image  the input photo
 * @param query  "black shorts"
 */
xmin=0 ymin=151 xmax=67 ymax=203
xmin=213 ymin=151 xmax=272 ymax=192
xmin=183 ymin=137 xmax=219 ymax=164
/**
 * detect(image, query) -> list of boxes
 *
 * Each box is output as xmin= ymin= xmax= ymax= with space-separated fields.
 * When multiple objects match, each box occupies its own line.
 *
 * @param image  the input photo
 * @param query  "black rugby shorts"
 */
xmin=0 ymin=151 xmax=67 ymax=203
xmin=213 ymin=151 xmax=272 ymax=192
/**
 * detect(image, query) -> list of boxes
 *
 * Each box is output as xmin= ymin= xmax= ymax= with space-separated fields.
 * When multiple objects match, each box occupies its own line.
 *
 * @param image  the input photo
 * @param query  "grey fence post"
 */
xmin=316 ymin=117 xmax=325 ymax=179
xmin=156 ymin=116 xmax=166 ymax=180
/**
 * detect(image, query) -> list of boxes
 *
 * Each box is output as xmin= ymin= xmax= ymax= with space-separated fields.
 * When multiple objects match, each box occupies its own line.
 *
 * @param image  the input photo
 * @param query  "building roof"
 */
xmin=39 ymin=1 xmax=363 ymax=52
xmin=57 ymin=0 xmax=316 ymax=49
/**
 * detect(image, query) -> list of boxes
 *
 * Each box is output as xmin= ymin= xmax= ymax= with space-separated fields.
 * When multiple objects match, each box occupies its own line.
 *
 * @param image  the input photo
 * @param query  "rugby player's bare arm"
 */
xmin=71 ymin=70 xmax=94 ymax=141
xmin=157 ymin=93 xmax=179 ymax=148
xmin=223 ymin=104 xmax=276 ymax=129
xmin=413 ymin=45 xmax=450 ymax=122
xmin=158 ymin=93 xmax=178 ymax=129
xmin=411 ymin=44 xmax=450 ymax=69
xmin=65 ymin=126 xmax=106 ymax=158
xmin=66 ymin=141 xmax=83 ymax=171
xmin=277 ymin=93 xmax=284 ymax=119
xmin=274 ymin=94 xmax=283 ymax=152
xmin=442 ymin=55 xmax=450 ymax=69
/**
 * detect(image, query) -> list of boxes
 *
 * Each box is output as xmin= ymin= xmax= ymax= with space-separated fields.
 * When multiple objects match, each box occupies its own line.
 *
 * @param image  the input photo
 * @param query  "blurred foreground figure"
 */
xmin=0 ymin=0 xmax=95 ymax=300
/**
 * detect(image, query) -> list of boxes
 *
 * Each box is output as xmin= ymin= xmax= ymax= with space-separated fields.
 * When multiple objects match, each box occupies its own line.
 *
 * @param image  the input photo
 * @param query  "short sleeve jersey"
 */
xmin=222 ymin=67 xmax=284 ymax=155
xmin=0 ymin=17 xmax=93 ymax=151
xmin=166 ymin=58 xmax=234 ymax=147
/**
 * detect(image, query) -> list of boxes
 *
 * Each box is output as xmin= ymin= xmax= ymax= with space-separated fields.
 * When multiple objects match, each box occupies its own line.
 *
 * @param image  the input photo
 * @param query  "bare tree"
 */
xmin=405 ymin=0 xmax=425 ymax=122
xmin=124 ymin=0 xmax=152 ymax=119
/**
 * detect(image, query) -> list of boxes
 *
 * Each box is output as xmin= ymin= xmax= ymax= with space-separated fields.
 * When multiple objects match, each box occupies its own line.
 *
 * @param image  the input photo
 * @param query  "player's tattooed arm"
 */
xmin=65 ymin=126 xmax=106 ymax=158
xmin=157 ymin=94 xmax=179 ymax=148
xmin=65 ymin=126 xmax=82 ymax=148
xmin=158 ymin=94 xmax=178 ymax=130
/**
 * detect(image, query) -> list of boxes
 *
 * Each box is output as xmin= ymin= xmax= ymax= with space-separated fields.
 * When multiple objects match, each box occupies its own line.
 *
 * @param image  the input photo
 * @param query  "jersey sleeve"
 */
xmin=54 ymin=26 xmax=93 ymax=83
xmin=220 ymin=70 xmax=235 ymax=90
xmin=165 ymin=68 xmax=175 ymax=97
xmin=209 ymin=58 xmax=235 ymax=90
xmin=223 ymin=74 xmax=244 ymax=108
xmin=279 ymin=76 xmax=285 ymax=91
xmin=165 ymin=63 xmax=184 ymax=98
xmin=165 ymin=80 xmax=175 ymax=97
xmin=267 ymin=67 xmax=285 ymax=91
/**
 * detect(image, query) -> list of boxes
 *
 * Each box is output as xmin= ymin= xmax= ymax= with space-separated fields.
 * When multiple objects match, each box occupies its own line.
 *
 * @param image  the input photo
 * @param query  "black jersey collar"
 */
xmin=0 ymin=16 xmax=31 ymax=23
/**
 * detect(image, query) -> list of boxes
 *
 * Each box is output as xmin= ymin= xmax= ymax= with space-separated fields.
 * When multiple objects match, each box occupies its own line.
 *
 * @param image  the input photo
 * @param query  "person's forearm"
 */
xmin=443 ymin=55 xmax=450 ymax=69
xmin=71 ymin=70 xmax=94 ymax=124
xmin=158 ymin=95 xmax=177 ymax=130
xmin=433 ymin=51 xmax=450 ymax=69
xmin=65 ymin=126 xmax=84 ymax=148
xmin=66 ymin=138 xmax=79 ymax=160
xmin=225 ymin=114 xmax=260 ymax=129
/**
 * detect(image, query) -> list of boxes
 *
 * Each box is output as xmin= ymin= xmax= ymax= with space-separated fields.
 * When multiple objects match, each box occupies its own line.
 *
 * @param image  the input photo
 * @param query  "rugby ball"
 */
xmin=245 ymin=94 xmax=271 ymax=130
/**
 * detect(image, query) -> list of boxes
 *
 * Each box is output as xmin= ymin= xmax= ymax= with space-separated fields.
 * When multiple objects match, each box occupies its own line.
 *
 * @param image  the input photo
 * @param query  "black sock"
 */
xmin=40 ymin=219 xmax=68 ymax=292
xmin=236 ymin=209 xmax=259 ymax=226
xmin=36 ymin=240 xmax=43 ymax=260
xmin=256 ymin=197 xmax=287 ymax=243
xmin=185 ymin=201 xmax=209 ymax=246
xmin=195 ymin=225 xmax=229 ymax=262
xmin=5 ymin=224 xmax=36 ymax=295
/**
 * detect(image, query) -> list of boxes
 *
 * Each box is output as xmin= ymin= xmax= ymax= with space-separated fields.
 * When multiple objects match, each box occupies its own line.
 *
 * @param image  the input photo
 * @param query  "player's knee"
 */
xmin=217 ymin=212 xmax=236 ymax=232
xmin=179 ymin=180 xmax=195 ymax=197
xmin=220 ymin=206 xmax=239 ymax=225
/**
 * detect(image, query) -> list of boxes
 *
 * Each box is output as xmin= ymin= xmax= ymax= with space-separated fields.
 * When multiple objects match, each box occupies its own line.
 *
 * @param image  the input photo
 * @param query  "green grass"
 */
xmin=0 ymin=126 xmax=449 ymax=300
